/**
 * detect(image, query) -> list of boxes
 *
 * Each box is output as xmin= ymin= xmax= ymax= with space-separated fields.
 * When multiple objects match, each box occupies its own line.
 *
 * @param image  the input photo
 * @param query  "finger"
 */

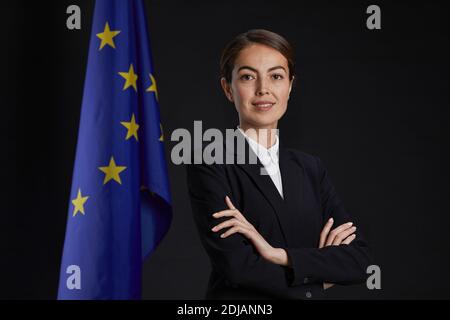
xmin=332 ymin=226 xmax=356 ymax=245
xmin=326 ymin=222 xmax=353 ymax=246
xmin=319 ymin=218 xmax=334 ymax=248
xmin=211 ymin=218 xmax=241 ymax=232
xmin=225 ymin=196 xmax=247 ymax=223
xmin=325 ymin=222 xmax=353 ymax=246
xmin=213 ymin=209 xmax=248 ymax=226
xmin=324 ymin=283 xmax=334 ymax=290
xmin=214 ymin=204 xmax=249 ymax=225
xmin=225 ymin=195 xmax=236 ymax=210
xmin=220 ymin=225 xmax=250 ymax=238
xmin=341 ymin=233 xmax=356 ymax=245
xmin=212 ymin=209 xmax=238 ymax=218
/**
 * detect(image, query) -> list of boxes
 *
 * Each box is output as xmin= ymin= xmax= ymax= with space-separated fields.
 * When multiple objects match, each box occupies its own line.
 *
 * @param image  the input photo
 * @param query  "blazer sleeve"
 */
xmin=186 ymin=162 xmax=295 ymax=298
xmin=284 ymin=156 xmax=374 ymax=287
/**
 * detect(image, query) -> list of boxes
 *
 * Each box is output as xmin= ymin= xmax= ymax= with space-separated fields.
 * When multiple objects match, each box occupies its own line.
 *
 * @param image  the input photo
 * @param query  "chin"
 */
xmin=239 ymin=105 xmax=286 ymax=128
xmin=250 ymin=112 xmax=284 ymax=127
xmin=246 ymin=116 xmax=280 ymax=129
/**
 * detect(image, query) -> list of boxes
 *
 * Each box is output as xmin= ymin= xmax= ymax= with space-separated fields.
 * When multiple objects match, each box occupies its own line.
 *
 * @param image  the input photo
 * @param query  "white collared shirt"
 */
xmin=237 ymin=127 xmax=284 ymax=198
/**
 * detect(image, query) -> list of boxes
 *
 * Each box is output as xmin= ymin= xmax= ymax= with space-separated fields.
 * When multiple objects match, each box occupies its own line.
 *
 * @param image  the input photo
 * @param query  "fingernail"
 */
xmin=347 ymin=222 xmax=353 ymax=226
xmin=220 ymin=234 xmax=225 ymax=238
xmin=329 ymin=218 xmax=333 ymax=222
xmin=211 ymin=227 xmax=216 ymax=231
xmin=353 ymin=226 xmax=357 ymax=230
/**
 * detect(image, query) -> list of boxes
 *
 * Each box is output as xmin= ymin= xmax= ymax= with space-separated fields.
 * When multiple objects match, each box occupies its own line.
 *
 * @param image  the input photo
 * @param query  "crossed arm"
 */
xmin=211 ymin=195 xmax=358 ymax=290
xmin=187 ymin=156 xmax=372 ymax=295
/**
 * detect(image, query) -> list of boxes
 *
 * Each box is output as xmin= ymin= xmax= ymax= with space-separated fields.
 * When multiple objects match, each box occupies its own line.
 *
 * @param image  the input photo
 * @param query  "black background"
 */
xmin=1 ymin=0 xmax=449 ymax=299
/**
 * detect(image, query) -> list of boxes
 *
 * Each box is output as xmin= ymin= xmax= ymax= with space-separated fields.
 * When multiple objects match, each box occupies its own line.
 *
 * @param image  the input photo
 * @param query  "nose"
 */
xmin=256 ymin=77 xmax=270 ymax=96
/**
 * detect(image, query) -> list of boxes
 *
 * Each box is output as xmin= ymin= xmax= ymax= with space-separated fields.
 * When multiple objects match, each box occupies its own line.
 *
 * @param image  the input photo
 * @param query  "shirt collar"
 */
xmin=237 ymin=126 xmax=280 ymax=161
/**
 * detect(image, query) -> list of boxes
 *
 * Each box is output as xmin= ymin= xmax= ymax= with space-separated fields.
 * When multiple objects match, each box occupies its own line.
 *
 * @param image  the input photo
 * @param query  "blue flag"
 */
xmin=58 ymin=0 xmax=172 ymax=299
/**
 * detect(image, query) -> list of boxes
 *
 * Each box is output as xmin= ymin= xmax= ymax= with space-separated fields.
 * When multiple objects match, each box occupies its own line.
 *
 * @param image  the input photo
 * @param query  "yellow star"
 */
xmin=96 ymin=22 xmax=121 ymax=50
xmin=72 ymin=189 xmax=89 ymax=217
xmin=98 ymin=157 xmax=127 ymax=185
xmin=159 ymin=123 xmax=164 ymax=141
xmin=146 ymin=73 xmax=158 ymax=101
xmin=120 ymin=113 xmax=139 ymax=141
xmin=118 ymin=64 xmax=138 ymax=91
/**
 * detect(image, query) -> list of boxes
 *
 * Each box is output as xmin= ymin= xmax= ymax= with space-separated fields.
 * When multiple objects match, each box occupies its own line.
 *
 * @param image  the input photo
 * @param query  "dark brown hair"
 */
xmin=220 ymin=29 xmax=295 ymax=83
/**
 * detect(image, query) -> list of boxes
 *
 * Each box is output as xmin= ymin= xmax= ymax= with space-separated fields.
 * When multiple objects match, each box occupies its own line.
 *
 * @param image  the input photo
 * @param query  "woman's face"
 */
xmin=221 ymin=43 xmax=293 ymax=130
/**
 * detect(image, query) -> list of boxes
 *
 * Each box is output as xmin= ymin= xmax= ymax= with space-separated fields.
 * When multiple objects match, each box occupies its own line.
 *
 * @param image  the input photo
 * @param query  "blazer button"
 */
xmin=305 ymin=291 xmax=312 ymax=299
xmin=303 ymin=277 xmax=309 ymax=284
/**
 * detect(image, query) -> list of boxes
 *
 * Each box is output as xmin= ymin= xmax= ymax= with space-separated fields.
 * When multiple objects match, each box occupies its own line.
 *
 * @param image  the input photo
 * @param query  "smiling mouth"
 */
xmin=252 ymin=102 xmax=275 ymax=111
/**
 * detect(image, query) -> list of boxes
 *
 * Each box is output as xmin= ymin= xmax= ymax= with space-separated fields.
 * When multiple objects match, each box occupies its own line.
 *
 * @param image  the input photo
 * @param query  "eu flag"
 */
xmin=58 ymin=0 xmax=172 ymax=299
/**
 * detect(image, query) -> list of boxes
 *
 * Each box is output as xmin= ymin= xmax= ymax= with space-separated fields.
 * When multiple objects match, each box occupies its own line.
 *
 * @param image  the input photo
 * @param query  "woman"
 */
xmin=186 ymin=29 xmax=373 ymax=299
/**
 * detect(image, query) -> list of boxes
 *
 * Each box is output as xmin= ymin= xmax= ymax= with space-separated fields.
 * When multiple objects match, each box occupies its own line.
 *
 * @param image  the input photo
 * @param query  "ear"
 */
xmin=289 ymin=76 xmax=294 ymax=93
xmin=220 ymin=77 xmax=233 ymax=102
xmin=288 ymin=76 xmax=294 ymax=98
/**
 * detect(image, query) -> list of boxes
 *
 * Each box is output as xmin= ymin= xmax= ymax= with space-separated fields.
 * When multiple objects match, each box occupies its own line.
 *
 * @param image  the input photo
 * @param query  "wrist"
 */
xmin=269 ymin=248 xmax=289 ymax=266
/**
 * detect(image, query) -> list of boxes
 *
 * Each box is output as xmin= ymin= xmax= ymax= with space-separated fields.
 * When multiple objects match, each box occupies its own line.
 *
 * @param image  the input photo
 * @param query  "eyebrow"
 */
xmin=237 ymin=65 xmax=287 ymax=73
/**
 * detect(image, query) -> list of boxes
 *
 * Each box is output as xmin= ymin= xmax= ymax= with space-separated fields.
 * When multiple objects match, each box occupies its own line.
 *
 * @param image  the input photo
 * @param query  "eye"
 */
xmin=271 ymin=73 xmax=284 ymax=80
xmin=240 ymin=74 xmax=255 ymax=81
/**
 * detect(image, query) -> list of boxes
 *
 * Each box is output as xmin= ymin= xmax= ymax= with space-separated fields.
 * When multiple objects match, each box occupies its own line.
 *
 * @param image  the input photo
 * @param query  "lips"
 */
xmin=252 ymin=101 xmax=275 ymax=111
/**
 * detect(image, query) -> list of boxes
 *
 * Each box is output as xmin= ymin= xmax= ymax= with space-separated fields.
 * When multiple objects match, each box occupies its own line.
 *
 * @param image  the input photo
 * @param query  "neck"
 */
xmin=239 ymin=122 xmax=278 ymax=149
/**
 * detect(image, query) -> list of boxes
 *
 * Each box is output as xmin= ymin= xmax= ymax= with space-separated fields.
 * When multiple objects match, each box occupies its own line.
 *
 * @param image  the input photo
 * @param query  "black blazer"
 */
xmin=186 ymin=135 xmax=373 ymax=300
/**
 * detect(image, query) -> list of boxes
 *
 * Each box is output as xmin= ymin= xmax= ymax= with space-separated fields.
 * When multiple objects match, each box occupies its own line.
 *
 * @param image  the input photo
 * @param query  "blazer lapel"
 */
xmin=278 ymin=143 xmax=304 ymax=247
xmin=229 ymin=134 xmax=293 ymax=246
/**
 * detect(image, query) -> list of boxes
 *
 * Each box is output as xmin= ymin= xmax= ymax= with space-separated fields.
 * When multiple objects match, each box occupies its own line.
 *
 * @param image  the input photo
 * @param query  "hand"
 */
xmin=211 ymin=196 xmax=289 ymax=266
xmin=319 ymin=218 xmax=357 ymax=290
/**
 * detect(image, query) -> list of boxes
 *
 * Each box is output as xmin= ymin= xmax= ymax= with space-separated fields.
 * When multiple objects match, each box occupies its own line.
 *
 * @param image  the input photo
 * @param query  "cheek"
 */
xmin=274 ymin=85 xmax=291 ymax=105
xmin=234 ymin=86 xmax=254 ymax=105
xmin=275 ymin=85 xmax=290 ymax=112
